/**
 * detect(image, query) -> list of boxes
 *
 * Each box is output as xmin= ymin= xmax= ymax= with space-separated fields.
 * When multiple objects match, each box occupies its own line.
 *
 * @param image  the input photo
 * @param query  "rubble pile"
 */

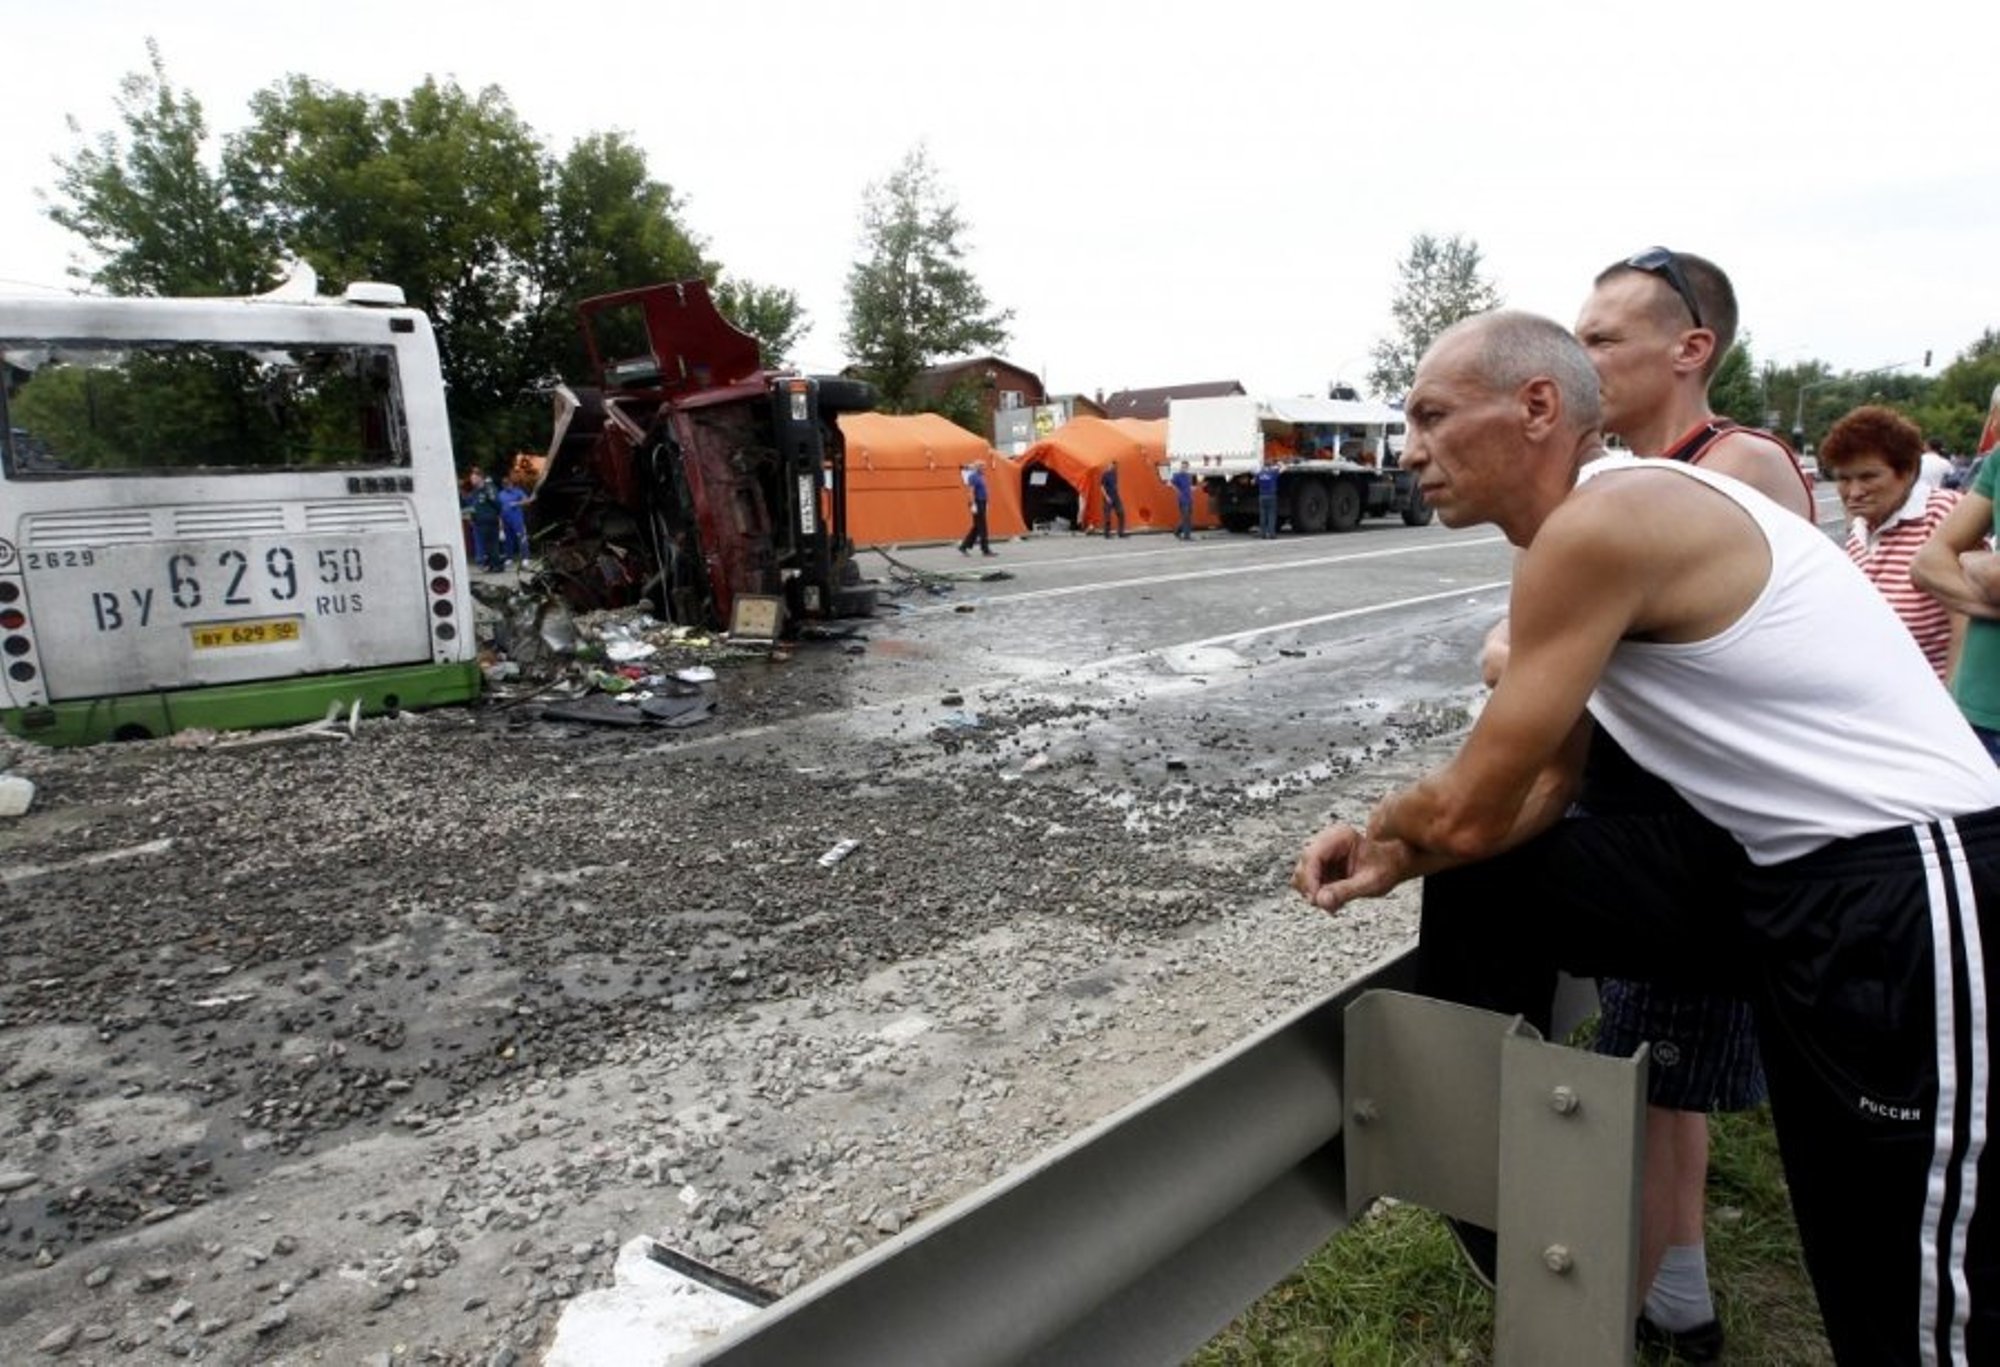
xmin=0 ymin=635 xmax=1457 ymax=1364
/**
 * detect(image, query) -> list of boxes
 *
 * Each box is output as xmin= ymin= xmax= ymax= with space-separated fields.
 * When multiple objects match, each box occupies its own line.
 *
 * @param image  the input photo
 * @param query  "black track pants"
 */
xmin=1415 ymin=808 xmax=2000 ymax=1366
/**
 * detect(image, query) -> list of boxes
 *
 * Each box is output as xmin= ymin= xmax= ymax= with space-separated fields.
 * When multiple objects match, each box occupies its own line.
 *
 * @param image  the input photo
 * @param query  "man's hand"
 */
xmin=1292 ymin=822 xmax=1417 ymax=912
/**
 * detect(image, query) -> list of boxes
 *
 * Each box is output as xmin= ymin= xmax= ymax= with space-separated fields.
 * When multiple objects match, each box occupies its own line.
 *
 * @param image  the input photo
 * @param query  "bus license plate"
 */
xmin=190 ymin=617 xmax=304 ymax=650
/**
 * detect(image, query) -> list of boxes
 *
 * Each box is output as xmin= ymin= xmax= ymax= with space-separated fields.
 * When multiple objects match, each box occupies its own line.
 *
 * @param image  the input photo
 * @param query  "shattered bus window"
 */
xmin=0 ymin=341 xmax=409 ymax=476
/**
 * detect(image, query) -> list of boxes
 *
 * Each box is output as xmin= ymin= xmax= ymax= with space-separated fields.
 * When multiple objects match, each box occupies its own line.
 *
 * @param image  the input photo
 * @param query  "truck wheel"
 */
xmin=1401 ymin=483 xmax=1435 ymax=526
xmin=833 ymin=585 xmax=879 ymax=618
xmin=1292 ymin=478 xmax=1331 ymax=533
xmin=813 ymin=376 xmax=876 ymax=415
xmin=1329 ymin=479 xmax=1363 ymax=532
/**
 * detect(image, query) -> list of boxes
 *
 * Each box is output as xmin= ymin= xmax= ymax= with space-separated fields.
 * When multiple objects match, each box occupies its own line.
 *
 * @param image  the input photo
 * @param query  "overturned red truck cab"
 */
xmin=529 ymin=281 xmax=878 ymax=631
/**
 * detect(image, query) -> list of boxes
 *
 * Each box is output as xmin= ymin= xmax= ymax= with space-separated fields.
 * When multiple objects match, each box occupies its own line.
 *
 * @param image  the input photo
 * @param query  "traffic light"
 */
xmin=1925 ymin=350 xmax=1933 ymax=368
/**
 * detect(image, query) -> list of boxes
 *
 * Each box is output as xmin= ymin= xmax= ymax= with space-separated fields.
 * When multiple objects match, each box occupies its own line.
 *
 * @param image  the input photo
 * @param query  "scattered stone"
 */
xmin=136 ymin=1268 xmax=175 ymax=1293
xmin=253 ymin=1307 xmax=289 ymax=1336
xmin=0 ymin=1170 xmax=40 ymax=1192
xmin=0 ymin=773 xmax=35 ymax=817
xmin=36 ymin=1323 xmax=79 ymax=1354
xmin=0 ymin=588 xmax=1447 ymax=1367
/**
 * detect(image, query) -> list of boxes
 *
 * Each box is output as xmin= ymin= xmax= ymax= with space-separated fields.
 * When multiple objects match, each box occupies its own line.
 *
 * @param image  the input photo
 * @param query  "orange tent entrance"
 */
xmin=836 ymin=412 xmax=1026 ymax=546
xmin=1018 ymin=417 xmax=1217 ymax=533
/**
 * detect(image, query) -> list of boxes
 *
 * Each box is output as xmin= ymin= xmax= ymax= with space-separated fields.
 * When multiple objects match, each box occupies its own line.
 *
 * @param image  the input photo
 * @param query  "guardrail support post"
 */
xmin=1344 ymin=990 xmax=1646 ymax=1366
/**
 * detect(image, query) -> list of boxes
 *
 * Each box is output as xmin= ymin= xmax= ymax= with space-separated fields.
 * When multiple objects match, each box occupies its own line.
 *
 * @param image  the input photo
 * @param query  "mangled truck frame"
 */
xmin=529 ymin=282 xmax=879 ymax=633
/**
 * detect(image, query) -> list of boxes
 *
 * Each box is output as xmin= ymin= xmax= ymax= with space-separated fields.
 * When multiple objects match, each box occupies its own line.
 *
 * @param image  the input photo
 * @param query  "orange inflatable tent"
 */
xmin=836 ymin=412 xmax=1026 ymax=546
xmin=1017 ymin=416 xmax=1217 ymax=533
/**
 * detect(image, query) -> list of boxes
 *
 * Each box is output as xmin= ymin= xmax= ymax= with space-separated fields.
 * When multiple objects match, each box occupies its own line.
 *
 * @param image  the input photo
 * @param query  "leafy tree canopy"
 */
xmin=1368 ymin=233 xmax=1503 ymax=399
xmin=45 ymin=45 xmax=807 ymax=468
xmin=843 ymin=145 xmax=1011 ymax=413
xmin=45 ymin=40 xmax=270 ymax=296
xmin=1708 ymin=336 xmax=1765 ymax=429
xmin=714 ymin=279 xmax=808 ymax=371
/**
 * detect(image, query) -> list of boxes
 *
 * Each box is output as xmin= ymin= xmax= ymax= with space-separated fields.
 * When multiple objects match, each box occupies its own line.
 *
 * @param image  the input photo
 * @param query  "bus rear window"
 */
xmin=0 ymin=340 xmax=410 ymax=477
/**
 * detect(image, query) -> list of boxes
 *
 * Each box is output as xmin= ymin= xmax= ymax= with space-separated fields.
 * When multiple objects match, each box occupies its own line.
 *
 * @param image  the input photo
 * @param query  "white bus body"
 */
xmin=0 ymin=283 xmax=480 ymax=744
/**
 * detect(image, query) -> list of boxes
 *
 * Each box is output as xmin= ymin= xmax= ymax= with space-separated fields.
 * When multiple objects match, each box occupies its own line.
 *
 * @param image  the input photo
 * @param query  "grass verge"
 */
xmin=1192 ymin=1105 xmax=1832 ymax=1365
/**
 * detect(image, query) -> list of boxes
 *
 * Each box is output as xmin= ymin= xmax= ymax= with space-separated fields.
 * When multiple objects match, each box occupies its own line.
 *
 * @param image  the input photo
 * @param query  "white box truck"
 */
xmin=1166 ymin=394 xmax=1430 ymax=533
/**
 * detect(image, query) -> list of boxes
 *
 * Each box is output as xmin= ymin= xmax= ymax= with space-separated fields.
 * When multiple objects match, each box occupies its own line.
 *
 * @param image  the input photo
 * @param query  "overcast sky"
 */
xmin=7 ymin=1 xmax=1996 ymax=405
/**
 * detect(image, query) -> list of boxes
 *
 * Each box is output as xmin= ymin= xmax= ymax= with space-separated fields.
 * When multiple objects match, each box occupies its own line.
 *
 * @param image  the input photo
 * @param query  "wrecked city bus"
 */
xmin=0 ymin=281 xmax=481 ymax=746
xmin=527 ymin=281 xmax=878 ymax=633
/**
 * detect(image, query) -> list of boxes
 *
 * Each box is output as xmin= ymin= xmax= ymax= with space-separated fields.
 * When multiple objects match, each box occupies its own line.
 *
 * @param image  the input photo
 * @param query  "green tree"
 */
xmin=1763 ymin=360 xmax=1840 ymax=451
xmin=843 ymin=145 xmax=1011 ymax=411
xmin=527 ymin=131 xmax=714 ymax=381
xmin=715 ymin=279 xmax=808 ymax=369
xmin=48 ymin=49 xmax=806 ymax=467
xmin=1368 ymin=233 xmax=1502 ymax=399
xmin=1911 ymin=331 xmax=2000 ymax=453
xmin=225 ymin=75 xmax=548 ymax=463
xmin=45 ymin=40 xmax=272 ymax=296
xmin=1708 ymin=340 xmax=1765 ymax=428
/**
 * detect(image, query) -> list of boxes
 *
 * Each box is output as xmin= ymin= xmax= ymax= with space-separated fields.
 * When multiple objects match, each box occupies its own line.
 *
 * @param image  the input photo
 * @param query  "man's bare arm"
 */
xmin=1367 ymin=495 xmax=1642 ymax=861
xmin=1962 ymin=551 xmax=2000 ymax=610
xmin=1698 ymin=430 xmax=1815 ymax=521
xmin=1913 ymin=492 xmax=2000 ymax=619
xmin=1294 ymin=715 xmax=1591 ymax=914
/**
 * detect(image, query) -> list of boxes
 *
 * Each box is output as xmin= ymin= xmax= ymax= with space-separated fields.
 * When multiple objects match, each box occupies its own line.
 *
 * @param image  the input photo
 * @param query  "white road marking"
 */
xmin=897 ymin=535 xmax=1508 ymax=614
xmin=1077 ymin=581 xmax=1512 ymax=676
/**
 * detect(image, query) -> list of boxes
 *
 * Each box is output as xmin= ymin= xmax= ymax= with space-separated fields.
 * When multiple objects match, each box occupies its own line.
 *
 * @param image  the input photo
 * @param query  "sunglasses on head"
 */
xmin=1625 ymin=247 xmax=1705 ymax=331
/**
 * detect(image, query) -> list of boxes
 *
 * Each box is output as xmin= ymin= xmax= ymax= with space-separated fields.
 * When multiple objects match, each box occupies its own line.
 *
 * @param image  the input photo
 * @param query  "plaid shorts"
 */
xmin=1593 ymin=976 xmax=1767 ymax=1112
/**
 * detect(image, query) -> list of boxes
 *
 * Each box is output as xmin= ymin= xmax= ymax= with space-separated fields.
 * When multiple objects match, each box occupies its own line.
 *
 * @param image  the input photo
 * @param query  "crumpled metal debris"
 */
xmin=171 ymin=700 xmax=362 ymax=750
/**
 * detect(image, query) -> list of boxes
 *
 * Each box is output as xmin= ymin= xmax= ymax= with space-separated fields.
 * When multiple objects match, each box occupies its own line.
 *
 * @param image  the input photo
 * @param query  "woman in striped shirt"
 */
xmin=1821 ymin=405 xmax=1962 ymax=679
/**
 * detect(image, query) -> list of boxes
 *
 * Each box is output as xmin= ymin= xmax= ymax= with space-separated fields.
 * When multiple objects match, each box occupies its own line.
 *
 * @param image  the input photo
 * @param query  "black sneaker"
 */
xmin=1442 ymin=1216 xmax=1497 ymax=1290
xmin=1636 ymin=1313 xmax=1724 ymax=1363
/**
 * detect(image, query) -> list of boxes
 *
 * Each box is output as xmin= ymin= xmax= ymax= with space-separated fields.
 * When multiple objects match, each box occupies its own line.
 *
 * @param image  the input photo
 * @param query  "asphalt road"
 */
xmin=0 ymin=496 xmax=1845 ymax=1365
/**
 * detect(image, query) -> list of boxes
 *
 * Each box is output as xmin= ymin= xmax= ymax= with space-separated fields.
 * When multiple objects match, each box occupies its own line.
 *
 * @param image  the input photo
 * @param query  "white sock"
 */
xmin=1644 ymin=1242 xmax=1715 ymax=1331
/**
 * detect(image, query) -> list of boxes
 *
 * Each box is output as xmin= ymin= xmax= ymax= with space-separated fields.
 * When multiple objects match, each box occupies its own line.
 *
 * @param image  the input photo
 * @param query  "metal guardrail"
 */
xmin=675 ymin=948 xmax=1644 ymax=1366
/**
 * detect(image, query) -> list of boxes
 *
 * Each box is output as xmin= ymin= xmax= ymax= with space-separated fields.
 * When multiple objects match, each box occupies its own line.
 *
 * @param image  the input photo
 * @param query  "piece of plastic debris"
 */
xmin=818 ymin=839 xmax=860 ymax=868
xmin=0 ymin=774 xmax=34 ymax=818
xmin=674 ymin=666 xmax=717 ymax=684
xmin=605 ymin=640 xmax=658 ymax=663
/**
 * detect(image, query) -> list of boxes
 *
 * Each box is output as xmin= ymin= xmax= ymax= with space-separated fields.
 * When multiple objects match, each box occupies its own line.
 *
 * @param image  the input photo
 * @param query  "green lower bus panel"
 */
xmin=0 ymin=662 xmax=484 ymax=747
